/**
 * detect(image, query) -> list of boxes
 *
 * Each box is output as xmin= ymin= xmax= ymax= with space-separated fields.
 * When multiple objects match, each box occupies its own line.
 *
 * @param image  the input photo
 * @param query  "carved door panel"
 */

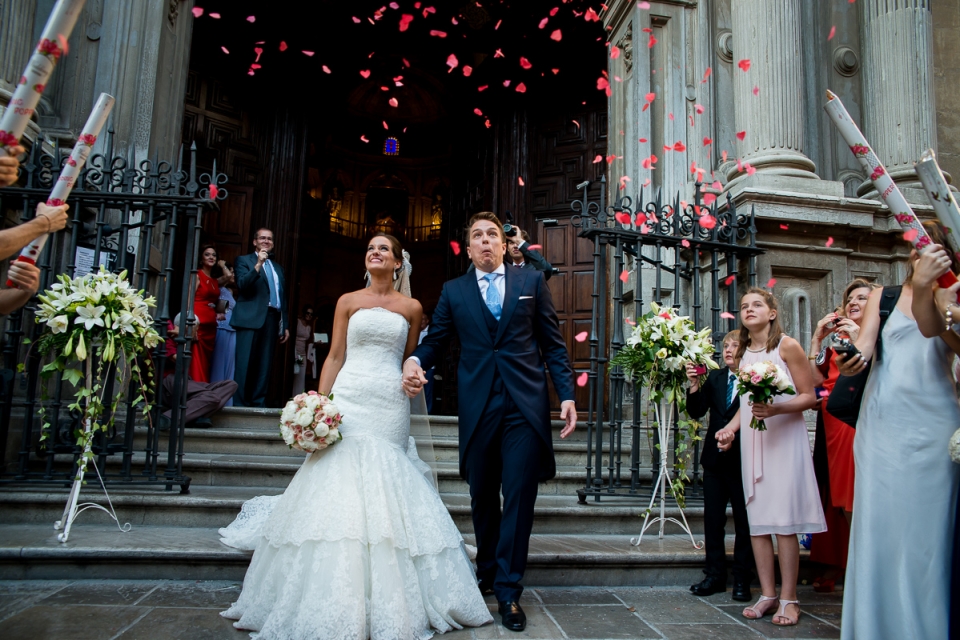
xmin=201 ymin=185 xmax=253 ymax=267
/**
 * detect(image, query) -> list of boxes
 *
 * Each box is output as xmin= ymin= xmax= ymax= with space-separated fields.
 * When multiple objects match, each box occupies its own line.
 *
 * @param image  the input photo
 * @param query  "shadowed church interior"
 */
xmin=183 ymin=0 xmax=607 ymax=410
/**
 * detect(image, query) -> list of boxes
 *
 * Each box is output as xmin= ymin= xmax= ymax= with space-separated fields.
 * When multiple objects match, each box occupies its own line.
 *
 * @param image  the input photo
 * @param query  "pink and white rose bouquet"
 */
xmin=279 ymin=391 xmax=342 ymax=452
xmin=735 ymin=361 xmax=795 ymax=431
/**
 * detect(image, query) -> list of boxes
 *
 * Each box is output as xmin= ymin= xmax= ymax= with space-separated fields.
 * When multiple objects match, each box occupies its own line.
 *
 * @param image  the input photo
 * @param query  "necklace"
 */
xmin=746 ymin=345 xmax=766 ymax=353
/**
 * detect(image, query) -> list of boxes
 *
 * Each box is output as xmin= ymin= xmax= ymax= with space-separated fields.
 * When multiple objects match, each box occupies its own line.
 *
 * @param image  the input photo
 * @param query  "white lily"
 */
xmin=74 ymin=304 xmax=106 ymax=330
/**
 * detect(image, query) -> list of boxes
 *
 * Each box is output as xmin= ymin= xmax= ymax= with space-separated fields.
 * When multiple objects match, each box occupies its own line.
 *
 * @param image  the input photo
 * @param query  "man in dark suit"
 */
xmin=686 ymin=330 xmax=754 ymax=601
xmin=402 ymin=211 xmax=576 ymax=633
xmin=506 ymin=228 xmax=553 ymax=279
xmin=230 ymin=228 xmax=289 ymax=406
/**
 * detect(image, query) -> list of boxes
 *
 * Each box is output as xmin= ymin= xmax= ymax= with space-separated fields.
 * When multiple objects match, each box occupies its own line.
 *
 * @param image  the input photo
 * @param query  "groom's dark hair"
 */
xmin=466 ymin=211 xmax=505 ymax=242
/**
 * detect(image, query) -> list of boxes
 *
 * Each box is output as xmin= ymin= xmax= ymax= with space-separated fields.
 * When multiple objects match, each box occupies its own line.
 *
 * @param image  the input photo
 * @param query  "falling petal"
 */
xmin=738 ymin=59 xmax=751 ymax=72
xmin=520 ymin=57 xmax=533 ymax=69
xmin=360 ymin=69 xmax=371 ymax=78
xmin=746 ymin=164 xmax=756 ymax=176
xmin=247 ymin=15 xmax=256 ymax=23
xmin=527 ymin=244 xmax=542 ymax=251
xmin=694 ymin=104 xmax=704 ymax=114
xmin=638 ymin=1 xmax=651 ymax=8
xmin=473 ymin=108 xmax=483 ymax=116
xmin=639 ymin=137 xmax=647 ymax=143
xmin=279 ymin=41 xmax=288 ymax=52
xmin=495 ymin=19 xmax=502 ymax=29
xmin=430 ymin=30 xmax=447 ymax=37
xmin=302 ymin=50 xmax=315 ymax=56
xmin=904 ymin=229 xmax=919 ymax=242
xmin=780 ymin=224 xmax=789 ymax=230
xmin=725 ymin=275 xmax=736 ymax=285
xmin=577 ymin=372 xmax=589 ymax=387
xmin=209 ymin=12 xmax=220 ymax=19
xmin=450 ymin=240 xmax=461 ymax=255
xmin=722 ymin=150 xmax=728 ymax=162
xmin=518 ymin=176 xmax=525 ymax=186
xmin=516 ymin=82 xmax=527 ymax=93
xmin=322 ymin=65 xmax=331 ymax=74
xmin=551 ymin=68 xmax=560 ymax=74
xmin=221 ymin=46 xmax=229 ymax=54
xmin=703 ymin=193 xmax=717 ymax=205
xmin=826 ymin=237 xmax=835 ymax=247
xmin=400 ymin=14 xmax=414 ymax=31
xmin=593 ymin=155 xmax=603 ymax=163
xmin=192 ymin=7 xmax=204 ymax=18
xmin=484 ymin=119 xmax=491 ymax=128
xmin=504 ymin=80 xmax=511 ymax=87
xmin=572 ymin=119 xmax=581 ymax=130
xmin=352 ymin=16 xmax=361 ymax=23
xmin=610 ymin=45 xmax=620 ymax=60
xmin=575 ymin=331 xmax=588 ymax=342
xmin=753 ymin=86 xmax=759 ymax=96
xmin=699 ymin=215 xmax=717 ymax=230
xmin=681 ymin=239 xmax=691 ymax=248
xmin=539 ymin=17 xmax=549 ymax=29
xmin=767 ymin=278 xmax=777 ymax=288
xmin=720 ymin=311 xmax=736 ymax=319
xmin=645 ymin=92 xmax=655 ymax=103
xmin=584 ymin=8 xmax=600 ymax=21
xmin=360 ymin=135 xmax=369 ymax=143
xmin=389 ymin=97 xmax=398 ymax=107
xmin=550 ymin=29 xmax=562 ymax=41
xmin=463 ymin=65 xmax=473 ymax=76
xmin=701 ymin=67 xmax=712 ymax=83
xmin=478 ymin=85 xmax=488 ymax=91
xmin=648 ymin=34 xmax=657 ymax=48
xmin=828 ymin=26 xmax=836 ymax=41
xmin=620 ymin=270 xmax=629 ymax=282
xmin=736 ymin=131 xmax=746 ymax=141
xmin=447 ymin=53 xmax=459 ymax=70
xmin=673 ymin=141 xmax=686 ymax=152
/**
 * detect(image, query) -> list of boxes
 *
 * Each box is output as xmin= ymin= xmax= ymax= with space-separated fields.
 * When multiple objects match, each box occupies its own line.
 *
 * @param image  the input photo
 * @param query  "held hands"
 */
xmin=36 ymin=202 xmax=69 ymax=233
xmin=402 ymin=359 xmax=427 ymax=398
xmin=715 ymin=428 xmax=735 ymax=451
xmin=912 ymin=244 xmax=953 ymax=288
xmin=0 ymin=146 xmax=24 ymax=187
xmin=560 ymin=400 xmax=577 ymax=439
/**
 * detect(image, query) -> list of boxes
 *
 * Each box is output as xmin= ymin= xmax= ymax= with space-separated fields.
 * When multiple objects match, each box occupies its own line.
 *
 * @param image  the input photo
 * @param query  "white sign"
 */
xmin=74 ymin=246 xmax=109 ymax=278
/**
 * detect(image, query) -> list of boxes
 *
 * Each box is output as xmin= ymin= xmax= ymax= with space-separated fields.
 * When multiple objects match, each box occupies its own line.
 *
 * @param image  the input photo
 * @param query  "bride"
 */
xmin=220 ymin=234 xmax=493 ymax=639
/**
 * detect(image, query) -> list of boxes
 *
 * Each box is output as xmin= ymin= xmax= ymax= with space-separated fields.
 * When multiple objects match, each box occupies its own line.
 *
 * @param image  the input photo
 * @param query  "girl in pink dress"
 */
xmin=716 ymin=287 xmax=826 ymax=627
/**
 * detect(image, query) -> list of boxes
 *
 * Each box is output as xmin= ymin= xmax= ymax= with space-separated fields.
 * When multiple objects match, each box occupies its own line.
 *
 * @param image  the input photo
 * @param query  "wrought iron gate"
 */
xmin=572 ymin=177 xmax=763 ymax=503
xmin=0 ymin=130 xmax=227 ymax=492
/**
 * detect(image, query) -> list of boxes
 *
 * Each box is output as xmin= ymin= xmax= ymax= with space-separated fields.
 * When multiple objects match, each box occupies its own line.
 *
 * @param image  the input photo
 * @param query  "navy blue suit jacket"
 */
xmin=412 ymin=265 xmax=575 ymax=481
xmin=229 ymin=253 xmax=288 ymax=333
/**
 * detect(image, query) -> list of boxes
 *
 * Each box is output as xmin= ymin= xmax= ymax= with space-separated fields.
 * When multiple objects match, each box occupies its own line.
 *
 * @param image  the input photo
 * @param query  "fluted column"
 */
xmin=729 ymin=0 xmax=817 ymax=180
xmin=0 ymin=0 xmax=38 ymax=104
xmin=858 ymin=0 xmax=936 ymax=195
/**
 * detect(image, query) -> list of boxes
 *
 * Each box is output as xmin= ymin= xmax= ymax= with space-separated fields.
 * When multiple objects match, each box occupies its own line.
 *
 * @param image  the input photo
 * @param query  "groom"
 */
xmin=403 ymin=212 xmax=577 ymax=632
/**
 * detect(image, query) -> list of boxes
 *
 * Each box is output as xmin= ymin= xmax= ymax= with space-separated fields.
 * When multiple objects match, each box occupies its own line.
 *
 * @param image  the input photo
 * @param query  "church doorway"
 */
xmin=181 ymin=1 xmax=607 ymax=409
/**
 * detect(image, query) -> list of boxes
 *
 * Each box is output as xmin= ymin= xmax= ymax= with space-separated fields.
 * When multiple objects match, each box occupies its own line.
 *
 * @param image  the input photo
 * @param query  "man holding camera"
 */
xmin=469 ymin=223 xmax=553 ymax=280
xmin=231 ymin=228 xmax=289 ymax=407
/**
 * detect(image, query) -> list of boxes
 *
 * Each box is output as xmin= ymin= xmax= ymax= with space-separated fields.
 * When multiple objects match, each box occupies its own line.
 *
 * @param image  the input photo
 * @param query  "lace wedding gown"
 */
xmin=220 ymin=307 xmax=493 ymax=639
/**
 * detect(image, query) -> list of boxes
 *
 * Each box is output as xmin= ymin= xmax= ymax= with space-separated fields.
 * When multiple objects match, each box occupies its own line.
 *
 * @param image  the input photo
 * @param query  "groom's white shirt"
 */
xmin=407 ymin=263 xmax=507 ymax=368
xmin=475 ymin=263 xmax=506 ymax=303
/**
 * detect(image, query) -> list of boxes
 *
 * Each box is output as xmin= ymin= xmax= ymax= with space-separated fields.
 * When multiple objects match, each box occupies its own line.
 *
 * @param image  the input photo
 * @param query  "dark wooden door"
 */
xmin=202 ymin=185 xmax=253 ymax=267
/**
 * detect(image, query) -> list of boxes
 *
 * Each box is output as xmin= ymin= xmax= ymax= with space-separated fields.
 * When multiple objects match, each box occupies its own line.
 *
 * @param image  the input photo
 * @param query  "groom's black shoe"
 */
xmin=731 ymin=579 xmax=752 ymax=602
xmin=498 ymin=601 xmax=526 ymax=632
xmin=690 ymin=575 xmax=726 ymax=597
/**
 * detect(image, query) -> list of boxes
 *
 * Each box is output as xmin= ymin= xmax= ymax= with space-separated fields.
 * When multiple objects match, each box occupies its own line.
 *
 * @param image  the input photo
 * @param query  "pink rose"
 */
xmin=325 ymin=417 xmax=333 ymax=425
xmin=33 ymin=84 xmax=45 ymax=93
xmin=46 ymin=198 xmax=65 ymax=206
xmin=303 ymin=429 xmax=316 ymax=441
xmin=38 ymin=38 xmax=63 ymax=59
xmin=0 ymin=130 xmax=18 ymax=147
xmin=78 ymin=133 xmax=97 ymax=146
xmin=751 ymin=374 xmax=763 ymax=384
xmin=870 ymin=165 xmax=885 ymax=181
xmin=66 ymin=157 xmax=77 ymax=166
xmin=916 ymin=235 xmax=931 ymax=249
xmin=308 ymin=390 xmax=317 ymax=395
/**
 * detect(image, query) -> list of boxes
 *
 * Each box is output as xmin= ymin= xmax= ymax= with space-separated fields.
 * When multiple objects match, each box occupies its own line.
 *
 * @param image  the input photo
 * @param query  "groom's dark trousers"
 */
xmin=412 ymin=266 xmax=575 ymax=603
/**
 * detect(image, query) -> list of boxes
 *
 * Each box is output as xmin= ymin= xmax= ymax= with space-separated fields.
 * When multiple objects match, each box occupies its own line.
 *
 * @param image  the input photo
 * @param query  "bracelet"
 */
xmin=948 ymin=304 xmax=960 ymax=331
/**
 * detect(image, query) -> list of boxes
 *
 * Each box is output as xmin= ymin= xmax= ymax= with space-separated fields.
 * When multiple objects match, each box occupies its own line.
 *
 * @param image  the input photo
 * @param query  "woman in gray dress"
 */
xmin=838 ymin=226 xmax=960 ymax=639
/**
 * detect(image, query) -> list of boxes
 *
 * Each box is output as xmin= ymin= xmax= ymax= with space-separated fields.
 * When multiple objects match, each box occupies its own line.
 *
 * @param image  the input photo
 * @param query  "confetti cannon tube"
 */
xmin=6 ymin=93 xmax=114 ymax=288
xmin=0 ymin=0 xmax=87 ymax=155
xmin=915 ymin=149 xmax=960 ymax=261
xmin=824 ymin=90 xmax=958 ymax=291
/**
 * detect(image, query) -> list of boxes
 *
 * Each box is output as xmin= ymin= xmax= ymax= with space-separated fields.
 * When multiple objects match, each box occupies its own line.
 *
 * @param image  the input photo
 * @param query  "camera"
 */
xmin=503 ymin=223 xmax=518 ymax=238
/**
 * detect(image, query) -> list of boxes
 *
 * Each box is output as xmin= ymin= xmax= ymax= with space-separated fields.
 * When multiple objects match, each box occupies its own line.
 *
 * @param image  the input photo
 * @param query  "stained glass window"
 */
xmin=383 ymin=137 xmax=399 ymax=156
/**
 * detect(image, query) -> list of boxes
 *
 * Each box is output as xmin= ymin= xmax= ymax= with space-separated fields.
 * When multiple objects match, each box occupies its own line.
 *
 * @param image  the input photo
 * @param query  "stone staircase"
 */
xmin=0 ymin=407 xmax=797 ymax=584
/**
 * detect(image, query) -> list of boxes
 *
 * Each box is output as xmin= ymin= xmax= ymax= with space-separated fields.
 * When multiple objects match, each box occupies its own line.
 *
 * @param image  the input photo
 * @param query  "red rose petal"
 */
xmin=681 ymin=239 xmax=691 ymax=248
xmin=463 ymin=65 xmax=473 ymax=76
xmin=780 ymin=224 xmax=789 ymax=230
xmin=828 ymin=26 xmax=836 ymax=41
xmin=209 ymin=12 xmax=220 ymax=19
xmin=826 ymin=237 xmax=835 ymax=248
xmin=720 ymin=312 xmax=736 ymax=319
xmin=360 ymin=69 xmax=371 ymax=78
xmin=516 ymin=82 xmax=527 ymax=93
xmin=360 ymin=135 xmax=369 ymax=143
xmin=736 ymin=131 xmax=746 ymax=141
xmin=322 ymin=65 xmax=331 ymax=74
xmin=767 ymin=278 xmax=777 ymax=288
xmin=738 ymin=59 xmax=751 ymax=72
xmin=725 ymin=275 xmax=736 ymax=285
xmin=593 ymin=155 xmax=603 ymax=163
xmin=753 ymin=86 xmax=759 ymax=96
xmin=577 ymin=372 xmax=589 ymax=387
xmin=221 ymin=46 xmax=229 ymax=54
xmin=551 ymin=29 xmax=563 ymax=41
xmin=429 ymin=30 xmax=447 ymax=38
xmin=473 ymin=108 xmax=483 ymax=116
xmin=279 ymin=41 xmax=288 ymax=52
xmin=620 ymin=270 xmax=629 ymax=282
xmin=699 ymin=215 xmax=717 ymax=230
xmin=302 ymin=51 xmax=315 ymax=56
xmin=389 ymin=97 xmax=398 ymax=107
xmin=673 ymin=141 xmax=686 ymax=152
xmin=518 ymin=176 xmax=525 ymax=186
xmin=192 ymin=7 xmax=204 ymax=18
xmin=703 ymin=137 xmax=713 ymax=146
xmin=645 ymin=92 xmax=656 ymax=103
xmin=575 ymin=331 xmax=588 ymax=342
xmin=450 ymin=240 xmax=461 ymax=255
xmin=904 ymin=228 xmax=919 ymax=242
xmin=446 ymin=53 xmax=458 ymax=70
xmin=399 ymin=14 xmax=414 ymax=31
xmin=520 ymin=57 xmax=533 ymax=69
xmin=539 ymin=17 xmax=549 ymax=29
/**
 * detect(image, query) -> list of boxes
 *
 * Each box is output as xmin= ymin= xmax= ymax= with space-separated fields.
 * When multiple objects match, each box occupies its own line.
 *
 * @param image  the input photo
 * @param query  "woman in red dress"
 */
xmin=189 ymin=244 xmax=221 ymax=382
xmin=807 ymin=278 xmax=877 ymax=590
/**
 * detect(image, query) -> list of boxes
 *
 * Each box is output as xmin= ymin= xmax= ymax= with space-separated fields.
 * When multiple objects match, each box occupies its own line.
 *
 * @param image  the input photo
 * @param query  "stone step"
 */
xmin=130 ymin=426 xmax=641 ymax=468
xmin=0 ymin=486 xmax=719 ymax=536
xmin=0 ymin=523 xmax=805 ymax=584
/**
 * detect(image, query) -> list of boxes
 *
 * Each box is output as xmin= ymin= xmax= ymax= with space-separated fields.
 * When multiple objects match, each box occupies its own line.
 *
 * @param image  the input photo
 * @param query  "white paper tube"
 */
xmin=824 ymin=90 xmax=958 ymax=294
xmin=6 ymin=93 xmax=114 ymax=286
xmin=916 ymin=149 xmax=960 ymax=260
xmin=0 ymin=0 xmax=87 ymax=155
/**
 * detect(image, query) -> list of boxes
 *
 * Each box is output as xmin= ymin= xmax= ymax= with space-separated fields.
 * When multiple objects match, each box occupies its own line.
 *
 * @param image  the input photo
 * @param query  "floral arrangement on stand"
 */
xmin=28 ymin=267 xmax=162 ymax=477
xmin=279 ymin=391 xmax=343 ymax=452
xmin=611 ymin=302 xmax=719 ymax=508
xmin=734 ymin=361 xmax=795 ymax=431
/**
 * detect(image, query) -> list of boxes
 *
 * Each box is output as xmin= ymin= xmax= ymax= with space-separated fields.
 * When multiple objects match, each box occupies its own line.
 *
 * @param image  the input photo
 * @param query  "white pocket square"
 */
xmin=519 ymin=296 xmax=534 ymax=300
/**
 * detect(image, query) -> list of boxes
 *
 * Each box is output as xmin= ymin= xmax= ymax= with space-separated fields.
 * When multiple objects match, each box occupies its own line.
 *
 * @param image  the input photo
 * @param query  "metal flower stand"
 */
xmin=630 ymin=398 xmax=703 ymax=549
xmin=53 ymin=353 xmax=131 ymax=543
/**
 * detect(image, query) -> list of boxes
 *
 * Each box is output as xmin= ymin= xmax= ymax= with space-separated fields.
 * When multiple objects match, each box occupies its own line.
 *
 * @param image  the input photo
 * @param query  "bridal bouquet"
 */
xmin=280 ymin=391 xmax=342 ymax=452
xmin=736 ymin=361 xmax=795 ymax=431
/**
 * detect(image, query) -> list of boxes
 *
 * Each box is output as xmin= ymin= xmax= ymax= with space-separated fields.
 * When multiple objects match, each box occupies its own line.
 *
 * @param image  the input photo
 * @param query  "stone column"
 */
xmin=858 ymin=0 xmax=937 ymax=194
xmin=0 ymin=0 xmax=38 ymax=105
xmin=729 ymin=0 xmax=818 ymax=180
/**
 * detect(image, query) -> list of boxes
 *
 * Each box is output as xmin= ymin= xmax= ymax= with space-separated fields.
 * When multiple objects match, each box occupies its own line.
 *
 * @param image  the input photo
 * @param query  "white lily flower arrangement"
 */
xmin=611 ymin=302 xmax=720 ymax=507
xmin=26 ymin=267 xmax=162 ymax=477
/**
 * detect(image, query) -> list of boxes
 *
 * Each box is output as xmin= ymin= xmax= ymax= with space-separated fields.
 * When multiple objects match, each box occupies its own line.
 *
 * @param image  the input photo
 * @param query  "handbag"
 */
xmin=825 ymin=286 xmax=901 ymax=429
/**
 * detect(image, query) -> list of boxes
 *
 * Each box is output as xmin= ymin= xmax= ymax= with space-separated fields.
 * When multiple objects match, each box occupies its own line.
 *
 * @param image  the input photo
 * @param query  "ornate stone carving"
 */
xmin=832 ymin=46 xmax=859 ymax=77
xmin=168 ymin=0 xmax=180 ymax=27
xmin=617 ymin=22 xmax=633 ymax=73
xmin=716 ymin=30 xmax=734 ymax=63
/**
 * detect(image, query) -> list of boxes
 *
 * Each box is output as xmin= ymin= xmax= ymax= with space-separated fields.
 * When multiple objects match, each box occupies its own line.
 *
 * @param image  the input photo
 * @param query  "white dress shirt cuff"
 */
xmin=406 ymin=356 xmax=421 ymax=366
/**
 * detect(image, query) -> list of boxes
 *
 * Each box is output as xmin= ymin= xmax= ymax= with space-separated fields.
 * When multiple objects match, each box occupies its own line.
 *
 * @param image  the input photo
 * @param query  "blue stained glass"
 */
xmin=383 ymin=137 xmax=399 ymax=155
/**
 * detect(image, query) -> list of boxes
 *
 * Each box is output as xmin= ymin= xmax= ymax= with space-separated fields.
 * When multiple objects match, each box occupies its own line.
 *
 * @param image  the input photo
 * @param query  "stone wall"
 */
xmin=933 ymin=0 xmax=960 ymax=182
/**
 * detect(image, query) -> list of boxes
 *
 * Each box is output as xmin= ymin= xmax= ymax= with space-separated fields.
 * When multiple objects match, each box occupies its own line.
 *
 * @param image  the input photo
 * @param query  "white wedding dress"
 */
xmin=220 ymin=307 xmax=493 ymax=639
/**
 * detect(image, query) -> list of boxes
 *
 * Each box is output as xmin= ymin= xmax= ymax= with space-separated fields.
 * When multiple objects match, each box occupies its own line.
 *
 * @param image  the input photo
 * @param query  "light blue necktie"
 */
xmin=482 ymin=273 xmax=502 ymax=321
xmin=726 ymin=373 xmax=737 ymax=408
xmin=263 ymin=260 xmax=280 ymax=308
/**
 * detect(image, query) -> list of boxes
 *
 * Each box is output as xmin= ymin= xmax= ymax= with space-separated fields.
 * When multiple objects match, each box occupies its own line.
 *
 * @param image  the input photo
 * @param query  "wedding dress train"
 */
xmin=220 ymin=307 xmax=492 ymax=639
